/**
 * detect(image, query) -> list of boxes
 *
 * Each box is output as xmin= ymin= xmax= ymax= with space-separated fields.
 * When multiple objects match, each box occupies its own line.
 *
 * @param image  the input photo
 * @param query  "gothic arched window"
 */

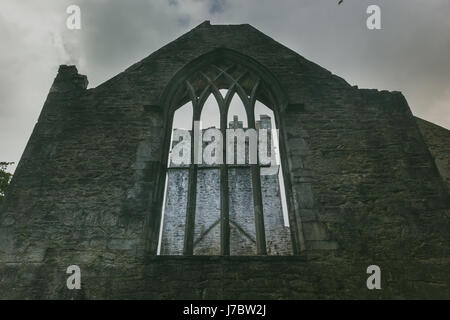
xmin=157 ymin=56 xmax=296 ymax=256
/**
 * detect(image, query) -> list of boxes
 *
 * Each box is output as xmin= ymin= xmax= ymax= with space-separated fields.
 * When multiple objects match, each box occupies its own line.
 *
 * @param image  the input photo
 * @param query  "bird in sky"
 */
xmin=338 ymin=0 xmax=343 ymax=4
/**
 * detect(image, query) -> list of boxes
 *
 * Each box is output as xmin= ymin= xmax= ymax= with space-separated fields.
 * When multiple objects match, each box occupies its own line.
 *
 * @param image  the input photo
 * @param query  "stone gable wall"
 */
xmin=0 ymin=23 xmax=448 ymax=299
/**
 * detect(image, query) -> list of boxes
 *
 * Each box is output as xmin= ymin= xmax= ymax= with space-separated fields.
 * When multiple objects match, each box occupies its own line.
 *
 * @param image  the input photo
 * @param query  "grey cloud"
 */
xmin=209 ymin=0 xmax=227 ymax=14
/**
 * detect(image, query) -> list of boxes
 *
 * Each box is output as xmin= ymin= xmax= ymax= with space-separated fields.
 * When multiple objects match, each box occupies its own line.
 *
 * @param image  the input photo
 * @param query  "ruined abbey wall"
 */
xmin=0 ymin=22 xmax=448 ymax=299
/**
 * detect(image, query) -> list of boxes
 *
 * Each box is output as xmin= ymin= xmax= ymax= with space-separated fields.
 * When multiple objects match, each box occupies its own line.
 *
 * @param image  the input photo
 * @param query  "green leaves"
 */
xmin=0 ymin=162 xmax=13 ymax=205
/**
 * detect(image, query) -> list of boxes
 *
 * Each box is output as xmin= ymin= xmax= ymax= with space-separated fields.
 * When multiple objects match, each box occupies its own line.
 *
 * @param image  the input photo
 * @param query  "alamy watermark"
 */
xmin=66 ymin=4 xmax=382 ymax=31
xmin=366 ymin=265 xmax=382 ymax=290
xmin=66 ymin=265 xmax=81 ymax=290
xmin=366 ymin=5 xmax=381 ymax=30
xmin=66 ymin=5 xmax=81 ymax=30
xmin=170 ymin=121 xmax=280 ymax=175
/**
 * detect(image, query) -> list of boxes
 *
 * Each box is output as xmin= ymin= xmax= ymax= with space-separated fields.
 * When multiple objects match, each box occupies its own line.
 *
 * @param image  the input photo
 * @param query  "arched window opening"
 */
xmin=158 ymin=102 xmax=192 ymax=255
xmin=255 ymin=102 xmax=292 ymax=255
xmin=157 ymin=58 xmax=295 ymax=256
xmin=200 ymin=94 xmax=221 ymax=130
xmin=194 ymin=95 xmax=221 ymax=255
xmin=227 ymin=94 xmax=248 ymax=128
xmin=226 ymin=95 xmax=256 ymax=255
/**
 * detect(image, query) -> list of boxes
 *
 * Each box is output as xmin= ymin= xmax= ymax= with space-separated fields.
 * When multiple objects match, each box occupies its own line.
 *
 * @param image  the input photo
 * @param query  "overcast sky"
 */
xmin=1 ymin=0 xmax=449 ymax=172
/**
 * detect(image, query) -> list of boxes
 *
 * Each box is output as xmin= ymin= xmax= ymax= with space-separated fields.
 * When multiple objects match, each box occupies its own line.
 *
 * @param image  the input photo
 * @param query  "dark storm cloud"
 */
xmin=71 ymin=0 xmax=229 ymax=84
xmin=72 ymin=0 xmax=183 ymax=85
xmin=1 ymin=0 xmax=449 ymax=172
xmin=209 ymin=0 xmax=227 ymax=14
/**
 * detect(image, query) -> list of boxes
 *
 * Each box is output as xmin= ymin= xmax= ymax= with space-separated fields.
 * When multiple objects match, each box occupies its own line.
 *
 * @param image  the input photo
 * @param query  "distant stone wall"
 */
xmin=159 ymin=169 xmax=188 ymax=255
xmin=227 ymin=167 xmax=256 ymax=254
xmin=261 ymin=173 xmax=292 ymax=255
xmin=160 ymin=116 xmax=292 ymax=256
xmin=160 ymin=165 xmax=292 ymax=255
xmin=194 ymin=168 xmax=221 ymax=255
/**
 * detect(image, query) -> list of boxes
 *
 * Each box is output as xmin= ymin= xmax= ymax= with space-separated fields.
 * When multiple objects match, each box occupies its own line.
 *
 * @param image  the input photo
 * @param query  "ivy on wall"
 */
xmin=0 ymin=162 xmax=13 ymax=205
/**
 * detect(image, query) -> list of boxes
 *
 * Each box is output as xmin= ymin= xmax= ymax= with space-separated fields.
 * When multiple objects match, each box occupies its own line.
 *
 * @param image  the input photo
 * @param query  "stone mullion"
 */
xmin=183 ymin=98 xmax=200 ymax=255
xmin=199 ymin=74 xmax=232 ymax=256
xmin=247 ymin=104 xmax=267 ymax=256
xmin=220 ymin=109 xmax=230 ymax=256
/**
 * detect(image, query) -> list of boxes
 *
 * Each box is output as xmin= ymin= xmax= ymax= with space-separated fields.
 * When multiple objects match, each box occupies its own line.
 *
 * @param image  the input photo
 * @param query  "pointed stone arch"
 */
xmin=147 ymin=48 xmax=306 ymax=255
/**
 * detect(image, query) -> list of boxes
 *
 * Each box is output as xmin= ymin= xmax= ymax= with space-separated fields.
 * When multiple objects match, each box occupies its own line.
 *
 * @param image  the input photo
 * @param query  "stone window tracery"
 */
xmin=157 ymin=59 xmax=294 ymax=256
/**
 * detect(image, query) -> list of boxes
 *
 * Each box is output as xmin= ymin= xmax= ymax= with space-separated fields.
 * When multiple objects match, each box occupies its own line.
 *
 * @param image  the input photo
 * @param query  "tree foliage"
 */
xmin=0 ymin=162 xmax=13 ymax=205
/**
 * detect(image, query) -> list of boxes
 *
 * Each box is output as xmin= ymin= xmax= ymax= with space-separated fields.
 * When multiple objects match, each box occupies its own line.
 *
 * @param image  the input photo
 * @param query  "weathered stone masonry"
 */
xmin=0 ymin=21 xmax=449 ymax=299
